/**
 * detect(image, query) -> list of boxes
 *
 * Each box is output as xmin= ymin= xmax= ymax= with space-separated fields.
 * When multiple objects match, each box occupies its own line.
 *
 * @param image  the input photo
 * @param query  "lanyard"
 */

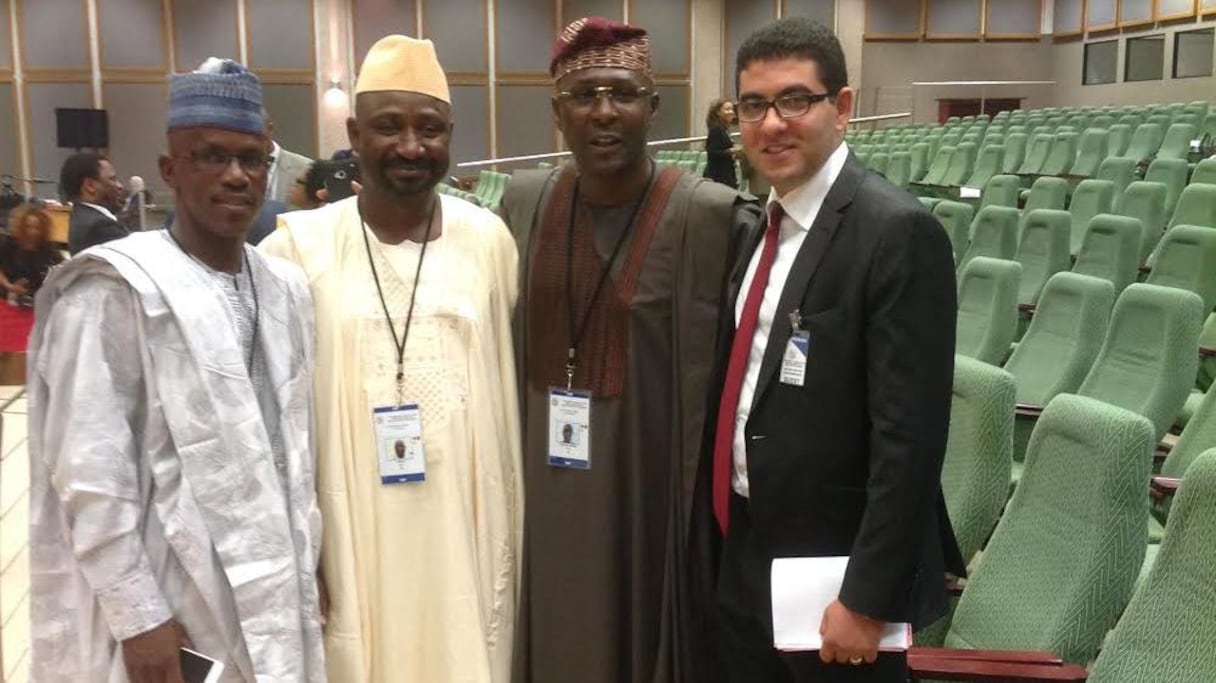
xmin=564 ymin=162 xmax=654 ymax=390
xmin=165 ymin=227 xmax=259 ymax=375
xmin=359 ymin=197 xmax=438 ymax=406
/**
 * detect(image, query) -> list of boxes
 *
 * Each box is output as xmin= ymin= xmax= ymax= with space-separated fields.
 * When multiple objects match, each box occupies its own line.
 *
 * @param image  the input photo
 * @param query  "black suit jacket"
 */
xmin=68 ymin=203 xmax=128 ymax=255
xmin=698 ymin=153 xmax=966 ymax=629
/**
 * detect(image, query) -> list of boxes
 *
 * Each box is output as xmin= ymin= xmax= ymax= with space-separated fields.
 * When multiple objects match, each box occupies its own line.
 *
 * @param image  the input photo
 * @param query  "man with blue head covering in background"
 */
xmin=27 ymin=58 xmax=325 ymax=682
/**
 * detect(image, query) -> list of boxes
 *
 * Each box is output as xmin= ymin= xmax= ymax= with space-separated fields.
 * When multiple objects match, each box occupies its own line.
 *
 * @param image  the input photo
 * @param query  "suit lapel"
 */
xmin=750 ymin=155 xmax=865 ymax=412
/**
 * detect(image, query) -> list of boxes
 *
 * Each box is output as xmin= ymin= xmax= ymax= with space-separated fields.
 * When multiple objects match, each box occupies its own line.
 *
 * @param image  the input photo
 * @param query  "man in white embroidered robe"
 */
xmin=27 ymin=59 xmax=324 ymax=683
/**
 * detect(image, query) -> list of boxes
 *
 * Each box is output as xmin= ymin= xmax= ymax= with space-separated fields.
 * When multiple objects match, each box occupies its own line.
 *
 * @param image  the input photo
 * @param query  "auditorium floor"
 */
xmin=1 ymin=384 xmax=29 ymax=683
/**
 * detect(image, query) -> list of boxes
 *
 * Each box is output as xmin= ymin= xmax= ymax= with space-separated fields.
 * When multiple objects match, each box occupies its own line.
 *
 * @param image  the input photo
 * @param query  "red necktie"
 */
xmin=712 ymin=203 xmax=784 ymax=535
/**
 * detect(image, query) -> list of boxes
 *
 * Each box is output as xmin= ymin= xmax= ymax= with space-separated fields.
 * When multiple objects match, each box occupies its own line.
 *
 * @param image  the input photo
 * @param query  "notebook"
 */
xmin=770 ymin=556 xmax=911 ymax=652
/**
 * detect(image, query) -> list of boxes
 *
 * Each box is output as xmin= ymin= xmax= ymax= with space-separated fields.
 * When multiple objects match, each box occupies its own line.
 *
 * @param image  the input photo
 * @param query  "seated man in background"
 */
xmin=0 ymin=203 xmax=63 ymax=305
xmin=264 ymin=107 xmax=315 ymax=207
xmin=61 ymin=151 xmax=127 ymax=254
xmin=28 ymin=57 xmax=325 ymax=683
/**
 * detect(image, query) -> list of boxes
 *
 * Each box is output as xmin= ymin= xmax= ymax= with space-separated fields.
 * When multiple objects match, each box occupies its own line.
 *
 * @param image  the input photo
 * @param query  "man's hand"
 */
xmin=317 ymin=568 xmax=331 ymax=630
xmin=121 ymin=619 xmax=191 ymax=683
xmin=8 ymin=279 xmax=29 ymax=297
xmin=819 ymin=599 xmax=882 ymax=666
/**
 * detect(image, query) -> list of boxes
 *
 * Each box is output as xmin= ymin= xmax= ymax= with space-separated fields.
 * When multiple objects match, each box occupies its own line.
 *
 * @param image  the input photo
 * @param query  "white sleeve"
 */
xmin=35 ymin=275 xmax=172 ymax=640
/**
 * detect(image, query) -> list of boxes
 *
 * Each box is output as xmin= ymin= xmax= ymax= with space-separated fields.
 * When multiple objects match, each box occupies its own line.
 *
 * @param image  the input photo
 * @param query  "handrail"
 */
xmin=455 ymin=111 xmax=912 ymax=169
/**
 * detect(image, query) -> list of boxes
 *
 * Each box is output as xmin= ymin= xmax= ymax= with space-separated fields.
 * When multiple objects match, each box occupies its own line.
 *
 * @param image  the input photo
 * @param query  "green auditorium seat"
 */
xmin=956 ymin=257 xmax=1022 ymax=365
xmin=909 ymin=142 xmax=930 ymax=182
xmin=868 ymin=151 xmax=889 ymax=174
xmin=1095 ymin=156 xmax=1136 ymax=196
xmin=1078 ymin=283 xmax=1205 ymax=442
xmin=1006 ymin=273 xmax=1114 ymax=470
xmin=885 ymin=151 xmax=911 ymax=188
xmin=999 ymin=133 xmax=1027 ymax=175
xmin=1068 ymin=179 xmax=1116 ymax=255
xmin=979 ymin=174 xmax=1020 ymax=210
xmin=1190 ymin=158 xmax=1216 ymax=186
xmin=1146 ymin=157 xmax=1190 ymax=222
xmin=961 ymin=205 xmax=1021 ymax=269
xmin=1117 ymin=181 xmax=1168 ymax=263
xmin=1072 ymin=214 xmax=1144 ymax=296
xmin=1168 ymin=183 xmax=1216 ymax=232
xmin=1146 ymin=225 xmax=1216 ymax=312
xmin=1157 ymin=123 xmax=1199 ymax=162
xmin=1006 ymin=124 xmax=1027 ymax=136
xmin=964 ymin=143 xmax=1003 ymax=190
xmin=942 ymin=355 xmax=1015 ymax=567
xmin=1186 ymin=100 xmax=1211 ymax=119
xmin=1090 ymin=114 xmax=1114 ymax=130
xmin=1173 ymin=114 xmax=1201 ymax=130
xmin=474 ymin=169 xmax=496 ymax=204
xmin=1148 ymin=114 xmax=1173 ymax=132
xmin=940 ymin=141 xmax=978 ymax=187
xmin=1038 ymin=131 xmax=1078 ymax=176
xmin=937 ymin=394 xmax=1153 ymax=666
xmin=1204 ymin=112 xmax=1216 ymax=142
xmin=1106 ymin=123 xmax=1132 ymax=157
xmin=1155 ymin=386 xmax=1216 ymax=529
xmin=1125 ymin=123 xmax=1165 ymax=161
xmin=1088 ymin=448 xmax=1216 ymax=683
xmin=919 ymin=146 xmax=954 ymax=186
xmin=1014 ymin=209 xmax=1072 ymax=310
xmin=1022 ymin=176 xmax=1069 ymax=216
xmin=1117 ymin=113 xmax=1144 ymax=131
xmin=1069 ymin=129 xmax=1109 ymax=178
xmin=1017 ymin=133 xmax=1054 ymax=175
xmin=933 ymin=200 xmax=974 ymax=264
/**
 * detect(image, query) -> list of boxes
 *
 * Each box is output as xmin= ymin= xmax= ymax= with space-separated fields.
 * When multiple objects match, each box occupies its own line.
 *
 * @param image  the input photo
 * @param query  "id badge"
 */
xmin=373 ymin=404 xmax=426 ymax=484
xmin=548 ymin=388 xmax=591 ymax=469
xmin=780 ymin=331 xmax=810 ymax=387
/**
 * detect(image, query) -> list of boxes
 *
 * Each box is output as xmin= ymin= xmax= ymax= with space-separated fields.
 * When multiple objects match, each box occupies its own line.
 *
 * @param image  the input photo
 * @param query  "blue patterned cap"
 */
xmin=167 ymin=58 xmax=264 ymax=135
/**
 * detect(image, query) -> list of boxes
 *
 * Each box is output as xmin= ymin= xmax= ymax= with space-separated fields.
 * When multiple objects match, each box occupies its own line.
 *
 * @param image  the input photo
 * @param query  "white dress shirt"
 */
xmin=266 ymin=141 xmax=282 ymax=201
xmin=731 ymin=140 xmax=850 ymax=497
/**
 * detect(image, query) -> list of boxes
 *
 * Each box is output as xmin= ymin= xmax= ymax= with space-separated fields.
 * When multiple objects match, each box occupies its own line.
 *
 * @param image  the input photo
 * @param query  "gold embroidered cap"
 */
xmin=355 ymin=35 xmax=451 ymax=103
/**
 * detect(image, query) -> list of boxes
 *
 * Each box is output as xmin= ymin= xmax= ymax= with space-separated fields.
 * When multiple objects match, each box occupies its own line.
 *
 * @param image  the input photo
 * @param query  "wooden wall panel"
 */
xmin=247 ymin=0 xmax=314 ymax=70
xmin=1053 ymin=0 xmax=1084 ymax=36
xmin=21 ymin=0 xmax=90 ymax=69
xmin=985 ymin=0 xmax=1042 ymax=39
xmin=925 ymin=0 xmax=983 ymax=39
xmin=865 ymin=0 xmax=923 ymax=39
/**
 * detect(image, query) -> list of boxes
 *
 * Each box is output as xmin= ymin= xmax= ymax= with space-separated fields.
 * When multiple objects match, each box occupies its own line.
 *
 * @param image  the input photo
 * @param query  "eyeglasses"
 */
xmin=554 ymin=85 xmax=653 ymax=111
xmin=736 ymin=92 xmax=832 ymax=123
xmin=176 ymin=148 xmax=272 ymax=175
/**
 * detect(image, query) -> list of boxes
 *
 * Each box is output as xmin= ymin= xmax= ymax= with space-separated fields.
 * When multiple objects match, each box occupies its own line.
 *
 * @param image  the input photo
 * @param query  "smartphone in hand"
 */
xmin=180 ymin=648 xmax=224 ymax=683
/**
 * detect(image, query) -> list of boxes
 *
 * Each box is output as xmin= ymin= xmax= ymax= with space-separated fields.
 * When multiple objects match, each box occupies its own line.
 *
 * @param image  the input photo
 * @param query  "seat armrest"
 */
xmin=907 ymin=655 xmax=1088 ymax=682
xmin=908 ymin=648 xmax=1063 ymax=665
xmin=1018 ymin=304 xmax=1037 ymax=315
xmin=1016 ymin=403 xmax=1044 ymax=419
xmin=1200 ymin=346 xmax=1216 ymax=359
xmin=1150 ymin=475 xmax=1182 ymax=501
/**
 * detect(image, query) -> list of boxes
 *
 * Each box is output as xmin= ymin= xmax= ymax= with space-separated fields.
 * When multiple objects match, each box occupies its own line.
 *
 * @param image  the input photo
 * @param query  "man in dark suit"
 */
xmin=61 ymin=152 xmax=127 ymax=255
xmin=700 ymin=17 xmax=965 ymax=683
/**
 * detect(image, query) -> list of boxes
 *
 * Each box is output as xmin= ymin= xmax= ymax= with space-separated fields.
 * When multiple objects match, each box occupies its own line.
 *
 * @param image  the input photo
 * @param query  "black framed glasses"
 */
xmin=176 ymin=148 xmax=272 ymax=175
xmin=736 ymin=92 xmax=832 ymax=123
xmin=554 ymin=85 xmax=653 ymax=111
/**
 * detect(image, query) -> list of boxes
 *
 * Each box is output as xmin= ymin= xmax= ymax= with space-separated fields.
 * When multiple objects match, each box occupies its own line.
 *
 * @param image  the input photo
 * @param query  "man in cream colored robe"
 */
xmin=27 ymin=233 xmax=324 ymax=682
xmin=263 ymin=190 xmax=522 ymax=682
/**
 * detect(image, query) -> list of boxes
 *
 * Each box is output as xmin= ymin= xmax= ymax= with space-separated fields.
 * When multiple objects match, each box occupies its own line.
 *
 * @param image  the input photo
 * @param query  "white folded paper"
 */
xmin=959 ymin=186 xmax=982 ymax=199
xmin=770 ymin=556 xmax=911 ymax=652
